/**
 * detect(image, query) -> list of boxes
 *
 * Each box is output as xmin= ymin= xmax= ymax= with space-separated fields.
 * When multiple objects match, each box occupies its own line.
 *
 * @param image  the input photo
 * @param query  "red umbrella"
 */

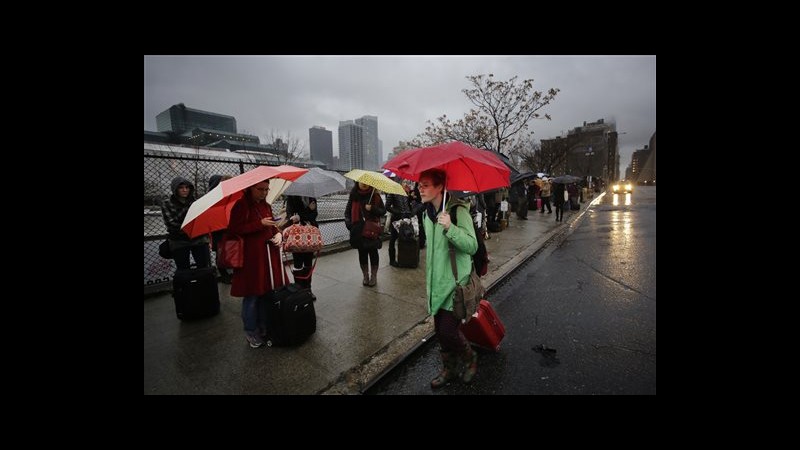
xmin=181 ymin=165 xmax=309 ymax=239
xmin=383 ymin=141 xmax=510 ymax=192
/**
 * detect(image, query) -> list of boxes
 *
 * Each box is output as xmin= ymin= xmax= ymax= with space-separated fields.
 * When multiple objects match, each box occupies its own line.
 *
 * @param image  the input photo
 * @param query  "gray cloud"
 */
xmin=144 ymin=55 xmax=655 ymax=172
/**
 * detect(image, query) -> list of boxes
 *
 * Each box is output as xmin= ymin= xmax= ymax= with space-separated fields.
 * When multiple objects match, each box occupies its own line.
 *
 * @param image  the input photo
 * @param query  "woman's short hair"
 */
xmin=420 ymin=169 xmax=446 ymax=187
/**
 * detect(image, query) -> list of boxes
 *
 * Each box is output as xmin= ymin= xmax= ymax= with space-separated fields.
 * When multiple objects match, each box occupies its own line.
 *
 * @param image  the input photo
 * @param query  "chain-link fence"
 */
xmin=144 ymin=144 xmax=359 ymax=289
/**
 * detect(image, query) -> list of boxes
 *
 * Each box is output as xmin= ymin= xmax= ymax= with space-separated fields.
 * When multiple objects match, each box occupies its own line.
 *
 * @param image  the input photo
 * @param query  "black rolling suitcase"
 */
xmin=397 ymin=238 xmax=419 ymax=268
xmin=263 ymin=248 xmax=316 ymax=347
xmin=172 ymin=267 xmax=220 ymax=320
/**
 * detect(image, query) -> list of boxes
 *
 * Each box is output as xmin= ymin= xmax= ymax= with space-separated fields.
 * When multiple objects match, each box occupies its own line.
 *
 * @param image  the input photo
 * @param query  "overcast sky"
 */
xmin=144 ymin=55 xmax=655 ymax=172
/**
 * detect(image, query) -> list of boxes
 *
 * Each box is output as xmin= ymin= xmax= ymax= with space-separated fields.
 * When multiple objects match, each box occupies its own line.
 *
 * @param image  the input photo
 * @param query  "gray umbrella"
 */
xmin=267 ymin=167 xmax=347 ymax=203
xmin=283 ymin=167 xmax=347 ymax=197
xmin=551 ymin=175 xmax=582 ymax=184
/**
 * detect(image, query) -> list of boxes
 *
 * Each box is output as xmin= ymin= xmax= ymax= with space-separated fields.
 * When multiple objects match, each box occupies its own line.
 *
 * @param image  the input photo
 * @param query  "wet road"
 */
xmin=368 ymin=187 xmax=656 ymax=394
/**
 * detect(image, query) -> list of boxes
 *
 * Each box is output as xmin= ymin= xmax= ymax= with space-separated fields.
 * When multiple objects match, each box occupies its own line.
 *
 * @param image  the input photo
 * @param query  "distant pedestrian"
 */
xmin=418 ymin=169 xmax=479 ymax=388
xmin=553 ymin=182 xmax=566 ymax=222
xmin=161 ymin=177 xmax=210 ymax=271
xmin=344 ymin=182 xmax=386 ymax=287
xmin=540 ymin=178 xmax=552 ymax=214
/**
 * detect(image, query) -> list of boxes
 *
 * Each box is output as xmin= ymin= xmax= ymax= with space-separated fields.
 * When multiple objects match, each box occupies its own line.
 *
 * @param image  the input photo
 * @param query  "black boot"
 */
xmin=368 ymin=265 xmax=378 ymax=287
xmin=460 ymin=343 xmax=478 ymax=383
xmin=430 ymin=351 xmax=460 ymax=389
xmin=389 ymin=243 xmax=398 ymax=267
xmin=361 ymin=264 xmax=369 ymax=286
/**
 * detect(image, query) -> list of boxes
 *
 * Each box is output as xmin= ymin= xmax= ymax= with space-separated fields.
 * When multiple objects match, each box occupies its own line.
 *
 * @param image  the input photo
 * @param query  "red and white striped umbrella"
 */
xmin=181 ymin=165 xmax=308 ymax=239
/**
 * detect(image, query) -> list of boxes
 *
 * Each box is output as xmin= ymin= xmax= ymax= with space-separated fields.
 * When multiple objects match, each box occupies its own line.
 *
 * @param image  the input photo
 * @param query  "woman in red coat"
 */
xmin=228 ymin=180 xmax=285 ymax=348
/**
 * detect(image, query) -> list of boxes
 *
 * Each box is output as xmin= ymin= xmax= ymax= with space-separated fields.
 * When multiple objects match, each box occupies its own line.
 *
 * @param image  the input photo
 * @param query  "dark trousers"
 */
xmin=358 ymin=247 xmax=379 ymax=267
xmin=292 ymin=252 xmax=314 ymax=288
xmin=388 ymin=225 xmax=399 ymax=262
xmin=517 ymin=198 xmax=528 ymax=218
xmin=173 ymin=244 xmax=210 ymax=270
xmin=434 ymin=309 xmax=468 ymax=352
xmin=554 ymin=203 xmax=563 ymax=221
xmin=416 ymin=212 xmax=426 ymax=248
xmin=540 ymin=196 xmax=552 ymax=213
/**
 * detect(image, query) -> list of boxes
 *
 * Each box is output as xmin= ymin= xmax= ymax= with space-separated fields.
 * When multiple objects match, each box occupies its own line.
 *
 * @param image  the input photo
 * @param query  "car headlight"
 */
xmin=625 ymin=184 xmax=632 ymax=191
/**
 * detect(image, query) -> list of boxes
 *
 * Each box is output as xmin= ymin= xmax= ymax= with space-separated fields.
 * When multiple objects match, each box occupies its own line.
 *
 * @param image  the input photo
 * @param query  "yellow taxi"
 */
xmin=612 ymin=181 xmax=633 ymax=193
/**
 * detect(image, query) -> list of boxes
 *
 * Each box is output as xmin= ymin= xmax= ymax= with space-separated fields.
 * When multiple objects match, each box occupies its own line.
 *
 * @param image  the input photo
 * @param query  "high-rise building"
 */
xmin=338 ymin=120 xmax=364 ymax=171
xmin=355 ymin=115 xmax=379 ymax=170
xmin=309 ymin=126 xmax=333 ymax=169
xmin=156 ymin=103 xmax=237 ymax=134
xmin=542 ymin=118 xmax=616 ymax=183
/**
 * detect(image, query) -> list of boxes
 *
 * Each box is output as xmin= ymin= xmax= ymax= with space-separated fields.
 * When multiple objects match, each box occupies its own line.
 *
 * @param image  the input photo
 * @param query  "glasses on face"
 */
xmin=253 ymin=187 xmax=269 ymax=192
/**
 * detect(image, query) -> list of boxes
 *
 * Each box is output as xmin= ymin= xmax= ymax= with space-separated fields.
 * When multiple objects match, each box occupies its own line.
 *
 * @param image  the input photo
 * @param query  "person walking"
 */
xmin=161 ymin=177 xmax=210 ymax=271
xmin=344 ymin=182 xmax=386 ymax=287
xmin=417 ymin=169 xmax=479 ymax=388
xmin=227 ymin=180 xmax=285 ymax=348
xmin=552 ymin=181 xmax=566 ymax=222
xmin=540 ymin=178 xmax=552 ymax=214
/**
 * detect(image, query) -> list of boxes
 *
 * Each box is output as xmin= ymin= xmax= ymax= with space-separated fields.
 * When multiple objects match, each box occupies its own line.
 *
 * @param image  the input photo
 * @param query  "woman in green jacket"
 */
xmin=418 ymin=169 xmax=479 ymax=388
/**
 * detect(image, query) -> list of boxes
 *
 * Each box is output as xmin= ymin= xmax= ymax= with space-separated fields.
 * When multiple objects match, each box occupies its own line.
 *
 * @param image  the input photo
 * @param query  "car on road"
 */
xmin=612 ymin=181 xmax=633 ymax=193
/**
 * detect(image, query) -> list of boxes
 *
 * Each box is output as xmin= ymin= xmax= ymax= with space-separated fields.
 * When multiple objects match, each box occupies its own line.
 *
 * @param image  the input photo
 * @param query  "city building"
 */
xmin=146 ymin=103 xmax=287 ymax=157
xmin=157 ymin=103 xmax=237 ymax=135
xmin=338 ymin=120 xmax=364 ymax=171
xmin=355 ymin=115 xmax=380 ymax=170
xmin=309 ymin=126 xmax=333 ymax=169
xmin=631 ymin=131 xmax=655 ymax=184
xmin=541 ymin=118 xmax=618 ymax=184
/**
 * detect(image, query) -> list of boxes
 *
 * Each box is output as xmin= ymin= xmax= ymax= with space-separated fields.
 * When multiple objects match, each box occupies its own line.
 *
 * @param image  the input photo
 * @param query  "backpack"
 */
xmin=450 ymin=205 xmax=489 ymax=277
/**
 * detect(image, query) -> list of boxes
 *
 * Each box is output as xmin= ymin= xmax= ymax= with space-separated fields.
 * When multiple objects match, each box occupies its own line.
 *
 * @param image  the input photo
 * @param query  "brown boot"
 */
xmin=460 ymin=343 xmax=478 ymax=383
xmin=361 ymin=264 xmax=369 ymax=286
xmin=430 ymin=351 xmax=460 ymax=389
xmin=368 ymin=265 xmax=378 ymax=286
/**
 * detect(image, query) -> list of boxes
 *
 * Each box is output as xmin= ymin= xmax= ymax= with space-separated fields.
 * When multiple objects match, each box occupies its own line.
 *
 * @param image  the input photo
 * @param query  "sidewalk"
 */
xmin=143 ymin=196 xmax=602 ymax=394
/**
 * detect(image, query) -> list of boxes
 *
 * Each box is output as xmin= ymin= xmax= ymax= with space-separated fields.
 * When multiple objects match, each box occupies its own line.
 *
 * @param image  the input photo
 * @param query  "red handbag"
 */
xmin=361 ymin=220 xmax=382 ymax=240
xmin=217 ymin=234 xmax=244 ymax=268
xmin=282 ymin=224 xmax=323 ymax=253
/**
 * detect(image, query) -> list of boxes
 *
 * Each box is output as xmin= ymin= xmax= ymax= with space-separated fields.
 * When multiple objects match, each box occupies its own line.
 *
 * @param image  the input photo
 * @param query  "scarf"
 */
xmin=351 ymin=187 xmax=373 ymax=222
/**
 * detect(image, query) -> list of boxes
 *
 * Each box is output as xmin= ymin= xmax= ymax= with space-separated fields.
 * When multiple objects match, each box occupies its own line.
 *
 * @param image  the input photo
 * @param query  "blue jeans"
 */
xmin=241 ymin=295 xmax=267 ymax=334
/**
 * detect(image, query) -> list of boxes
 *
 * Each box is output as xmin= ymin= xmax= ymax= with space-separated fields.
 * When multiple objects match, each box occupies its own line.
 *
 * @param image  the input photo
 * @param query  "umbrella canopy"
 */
xmin=551 ymin=175 xmax=582 ymax=184
xmin=382 ymin=141 xmax=510 ymax=192
xmin=511 ymin=171 xmax=537 ymax=185
xmin=265 ymin=167 xmax=346 ymax=203
xmin=343 ymin=169 xmax=407 ymax=195
xmin=181 ymin=165 xmax=309 ymax=238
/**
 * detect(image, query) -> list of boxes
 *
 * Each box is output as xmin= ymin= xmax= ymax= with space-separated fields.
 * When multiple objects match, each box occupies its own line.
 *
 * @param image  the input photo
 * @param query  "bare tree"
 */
xmin=385 ymin=140 xmax=417 ymax=161
xmin=262 ymin=130 xmax=308 ymax=165
xmin=411 ymin=74 xmax=559 ymax=153
xmin=533 ymin=139 xmax=570 ymax=175
xmin=506 ymin=133 xmax=539 ymax=172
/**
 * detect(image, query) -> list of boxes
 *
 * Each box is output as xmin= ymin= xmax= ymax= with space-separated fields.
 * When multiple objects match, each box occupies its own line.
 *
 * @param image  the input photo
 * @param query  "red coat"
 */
xmin=228 ymin=196 xmax=287 ymax=297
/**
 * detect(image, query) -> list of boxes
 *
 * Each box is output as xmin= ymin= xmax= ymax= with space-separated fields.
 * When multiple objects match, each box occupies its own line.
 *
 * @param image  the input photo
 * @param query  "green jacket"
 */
xmin=423 ymin=197 xmax=478 ymax=316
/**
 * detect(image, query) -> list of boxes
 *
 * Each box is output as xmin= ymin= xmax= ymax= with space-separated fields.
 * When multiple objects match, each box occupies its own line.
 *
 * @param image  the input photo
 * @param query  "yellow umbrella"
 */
xmin=344 ymin=169 xmax=407 ymax=195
